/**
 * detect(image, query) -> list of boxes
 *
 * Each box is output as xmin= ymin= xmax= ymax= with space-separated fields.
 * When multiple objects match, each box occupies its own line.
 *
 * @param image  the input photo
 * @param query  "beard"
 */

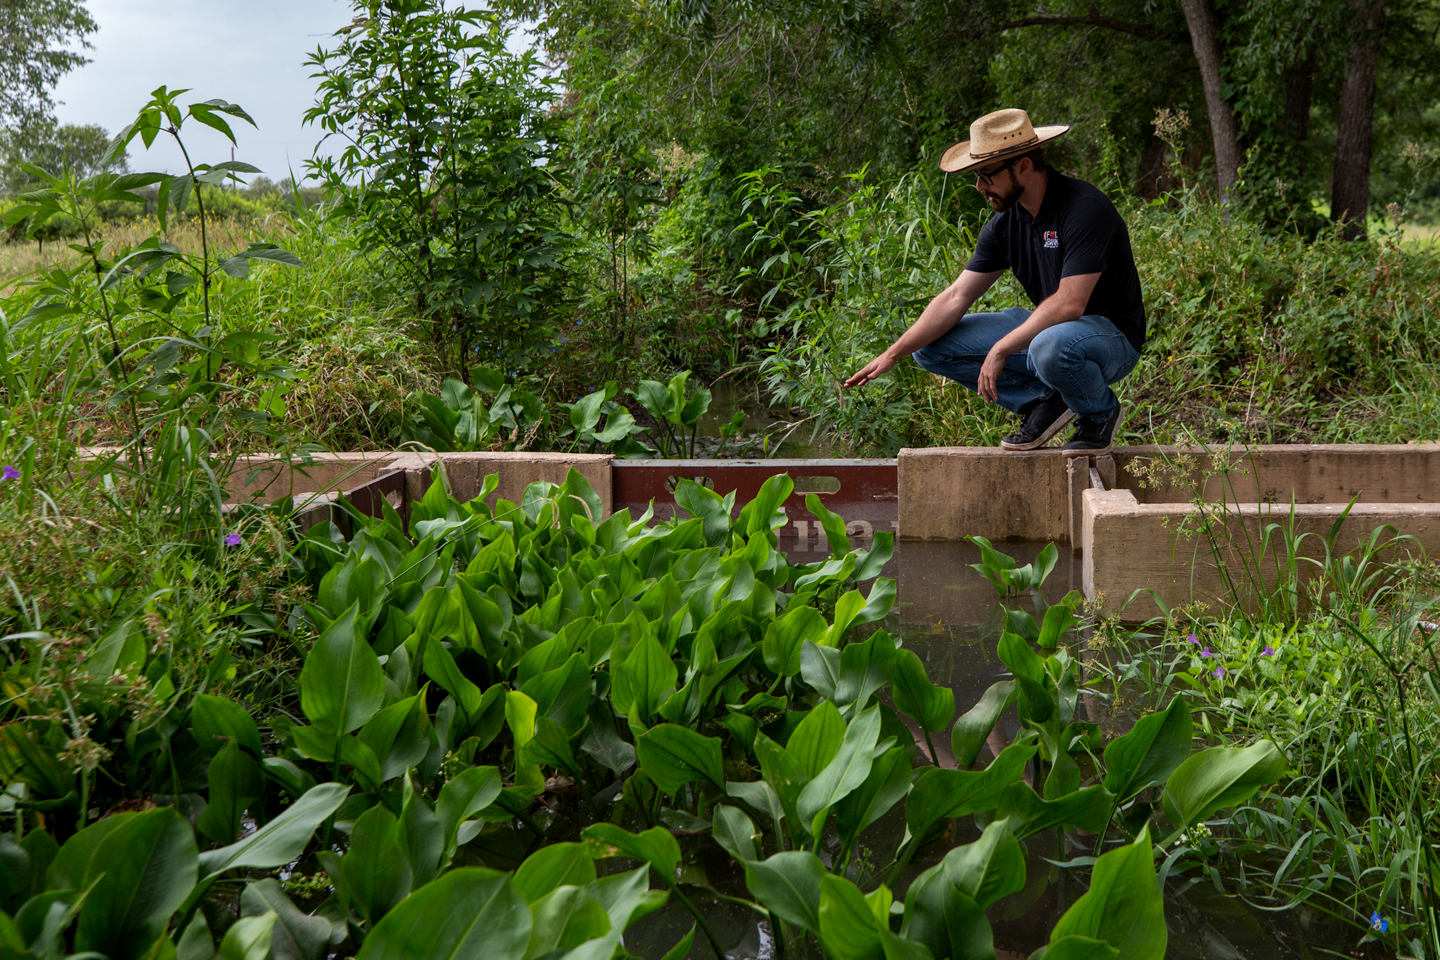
xmin=979 ymin=177 xmax=1023 ymax=212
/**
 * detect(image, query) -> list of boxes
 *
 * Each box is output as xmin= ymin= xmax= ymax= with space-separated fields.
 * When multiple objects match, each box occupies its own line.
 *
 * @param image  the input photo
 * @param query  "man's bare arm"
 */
xmin=844 ymin=269 xmax=1003 ymax=388
xmin=976 ymin=272 xmax=1100 ymax=401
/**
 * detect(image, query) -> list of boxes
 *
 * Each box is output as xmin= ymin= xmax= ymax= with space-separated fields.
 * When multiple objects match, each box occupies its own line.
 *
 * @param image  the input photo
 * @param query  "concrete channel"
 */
xmin=228 ymin=444 xmax=1440 ymax=618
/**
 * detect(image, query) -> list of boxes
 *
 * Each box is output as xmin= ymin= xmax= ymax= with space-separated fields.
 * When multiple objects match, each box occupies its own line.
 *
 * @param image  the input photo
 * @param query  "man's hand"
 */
xmin=977 ymin=345 xmax=1010 ymax=402
xmin=845 ymin=353 xmax=897 ymax=388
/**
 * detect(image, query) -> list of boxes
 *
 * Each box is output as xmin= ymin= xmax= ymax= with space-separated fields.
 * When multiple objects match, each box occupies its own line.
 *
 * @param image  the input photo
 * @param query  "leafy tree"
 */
xmin=0 ymin=120 xmax=124 ymax=194
xmin=0 ymin=0 xmax=97 ymax=130
xmin=305 ymin=0 xmax=569 ymax=378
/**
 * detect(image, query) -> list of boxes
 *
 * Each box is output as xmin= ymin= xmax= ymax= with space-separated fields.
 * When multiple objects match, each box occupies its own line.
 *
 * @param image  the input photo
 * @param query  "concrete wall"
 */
xmin=224 ymin=451 xmax=612 ymax=519
xmin=384 ymin=452 xmax=613 ymax=517
xmin=1081 ymin=487 xmax=1440 ymax=617
xmin=1113 ymin=444 xmax=1440 ymax=505
xmin=225 ymin=453 xmax=405 ymax=504
xmin=898 ymin=447 xmax=1072 ymax=541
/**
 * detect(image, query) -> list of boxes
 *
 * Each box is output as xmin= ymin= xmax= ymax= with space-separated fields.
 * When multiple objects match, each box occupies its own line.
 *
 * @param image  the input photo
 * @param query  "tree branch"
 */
xmin=996 ymin=6 xmax=1187 ymax=43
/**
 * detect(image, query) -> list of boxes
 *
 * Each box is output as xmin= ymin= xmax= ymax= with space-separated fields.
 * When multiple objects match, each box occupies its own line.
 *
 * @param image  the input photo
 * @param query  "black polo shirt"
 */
xmin=966 ymin=173 xmax=1146 ymax=351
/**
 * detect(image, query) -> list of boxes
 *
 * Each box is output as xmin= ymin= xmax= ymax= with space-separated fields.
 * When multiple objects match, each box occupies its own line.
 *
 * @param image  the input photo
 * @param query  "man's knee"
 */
xmin=1027 ymin=328 xmax=1068 ymax=379
xmin=912 ymin=344 xmax=942 ymax=373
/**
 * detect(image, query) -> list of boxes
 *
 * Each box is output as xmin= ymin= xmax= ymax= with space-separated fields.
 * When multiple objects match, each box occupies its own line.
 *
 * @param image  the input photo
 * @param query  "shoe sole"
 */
xmin=1061 ymin=406 xmax=1126 ymax=457
xmin=1000 ymin=409 xmax=1077 ymax=450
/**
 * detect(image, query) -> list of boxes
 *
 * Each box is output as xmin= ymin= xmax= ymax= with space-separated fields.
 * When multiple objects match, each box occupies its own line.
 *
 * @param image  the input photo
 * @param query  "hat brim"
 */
xmin=939 ymin=124 xmax=1071 ymax=173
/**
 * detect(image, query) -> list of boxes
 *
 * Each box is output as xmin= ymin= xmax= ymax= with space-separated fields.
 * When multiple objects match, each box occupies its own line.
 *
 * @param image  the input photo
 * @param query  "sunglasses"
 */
xmin=974 ymin=159 xmax=1016 ymax=186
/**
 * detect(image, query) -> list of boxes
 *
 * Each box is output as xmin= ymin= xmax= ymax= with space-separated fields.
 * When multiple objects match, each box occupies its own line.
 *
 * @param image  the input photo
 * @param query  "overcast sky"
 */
xmin=52 ymin=1 xmax=362 ymax=183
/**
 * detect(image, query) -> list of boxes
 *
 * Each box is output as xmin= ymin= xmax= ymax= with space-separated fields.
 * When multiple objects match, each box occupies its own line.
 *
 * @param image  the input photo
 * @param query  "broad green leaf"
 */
xmin=356 ymin=868 xmax=531 ymax=960
xmin=833 ymin=631 xmax=896 ymax=713
xmin=899 ymin=863 xmax=992 ymax=960
xmin=997 ymin=632 xmax=1054 ymax=723
xmin=998 ymin=783 xmax=1115 ymax=839
xmin=1036 ymin=602 xmax=1081 ymax=650
xmin=423 ymin=641 xmax=484 ymax=718
xmin=800 ymin=640 xmax=842 ymax=699
xmin=726 ymin=779 xmax=787 ymax=833
xmin=951 ymin=681 xmax=1017 ymax=768
xmin=855 ymin=578 xmax=898 ymax=623
xmin=673 ymin=479 xmax=732 ymax=547
xmin=75 ymin=806 xmax=198 ymax=960
xmin=905 ymin=740 xmax=1037 ymax=842
xmin=522 ymin=716 xmax=583 ymax=778
xmin=742 ymin=851 xmax=824 ymax=934
xmin=196 ymin=739 xmax=265 ymax=845
xmin=190 ymin=694 xmax=263 ymax=758
xmin=835 ymin=744 xmax=913 ymax=844
xmin=612 ymin=633 xmax=677 ymax=723
xmin=513 ymin=843 xmax=598 ymax=904
xmin=198 ymin=782 xmax=350 ymax=880
xmin=806 ymin=494 xmax=852 ymax=556
xmin=343 ymin=805 xmax=412 ymax=924
xmin=762 ymin=606 xmax=826 ymax=678
xmin=299 ymin=604 xmax=385 ymax=736
xmin=712 ymin=805 xmax=759 ymax=862
xmin=589 ymin=864 xmax=670 ymax=931
xmin=583 ymin=824 xmax=681 ymax=879
xmin=787 ymin=700 xmax=845 ymax=780
xmin=48 ymin=813 xmax=133 ymax=890
xmin=818 ymin=874 xmax=883 ymax=960
xmin=521 ymin=653 xmax=593 ymax=733
xmin=635 ymin=724 xmax=725 ymax=796
xmin=892 ymin=649 xmax=955 ymax=735
xmin=240 ymin=880 xmax=329 ymax=960
xmin=436 ymin=766 xmax=503 ymax=850
xmin=1160 ymin=741 xmax=1286 ymax=837
xmin=1049 ymin=829 xmax=1165 ymax=960
xmin=1102 ymin=697 xmax=1192 ymax=803
xmin=798 ymin=706 xmax=882 ymax=831
xmin=1036 ymin=937 xmax=1121 ymax=960
xmin=940 ymin=819 xmax=1026 ymax=909
xmin=219 ymin=911 xmax=277 ymax=960
xmin=821 ymin=590 xmax=867 ymax=647
xmin=528 ymin=885 xmax=612 ymax=958
xmin=359 ymin=693 xmax=432 ymax=782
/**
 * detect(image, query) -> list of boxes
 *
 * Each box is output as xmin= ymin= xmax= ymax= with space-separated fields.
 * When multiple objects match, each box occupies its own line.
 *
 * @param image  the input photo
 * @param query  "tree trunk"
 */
xmin=1179 ymin=0 xmax=1242 ymax=199
xmin=1281 ymin=54 xmax=1315 ymax=142
xmin=1330 ymin=0 xmax=1385 ymax=238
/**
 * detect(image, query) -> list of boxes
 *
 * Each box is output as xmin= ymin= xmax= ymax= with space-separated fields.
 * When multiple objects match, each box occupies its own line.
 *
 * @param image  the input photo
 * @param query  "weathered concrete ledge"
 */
xmin=1112 ymin=444 xmax=1440 ymax=505
xmin=1082 ymin=487 xmax=1440 ymax=618
xmin=898 ymin=447 xmax=1114 ymax=542
xmin=221 ymin=451 xmax=611 ymax=515
xmin=387 ymin=452 xmax=613 ymax=515
xmin=226 ymin=452 xmax=406 ymax=504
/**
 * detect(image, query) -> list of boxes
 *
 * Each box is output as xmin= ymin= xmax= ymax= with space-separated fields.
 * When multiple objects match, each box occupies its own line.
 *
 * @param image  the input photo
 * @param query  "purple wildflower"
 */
xmin=1201 ymin=646 xmax=1215 ymax=658
xmin=1262 ymin=646 xmax=1275 ymax=657
xmin=1212 ymin=666 xmax=1225 ymax=678
xmin=1 ymin=465 xmax=18 ymax=481
xmin=1186 ymin=633 xmax=1199 ymax=645
xmin=224 ymin=532 xmax=242 ymax=547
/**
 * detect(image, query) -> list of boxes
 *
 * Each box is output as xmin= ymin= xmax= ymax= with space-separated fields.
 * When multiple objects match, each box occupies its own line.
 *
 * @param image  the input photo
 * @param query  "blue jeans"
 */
xmin=912 ymin=307 xmax=1140 ymax=419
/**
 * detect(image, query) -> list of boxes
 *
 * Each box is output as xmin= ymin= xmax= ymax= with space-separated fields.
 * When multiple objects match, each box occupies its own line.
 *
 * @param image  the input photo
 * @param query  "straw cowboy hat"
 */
xmin=939 ymin=108 xmax=1070 ymax=173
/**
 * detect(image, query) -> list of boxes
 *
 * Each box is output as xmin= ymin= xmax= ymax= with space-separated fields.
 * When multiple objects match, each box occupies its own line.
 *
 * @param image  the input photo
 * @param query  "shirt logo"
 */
xmin=1042 ymin=230 xmax=1059 ymax=249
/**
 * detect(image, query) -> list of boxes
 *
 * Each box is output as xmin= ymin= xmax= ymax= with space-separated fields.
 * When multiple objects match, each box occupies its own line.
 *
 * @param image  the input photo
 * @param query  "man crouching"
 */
xmin=846 ymin=108 xmax=1145 ymax=456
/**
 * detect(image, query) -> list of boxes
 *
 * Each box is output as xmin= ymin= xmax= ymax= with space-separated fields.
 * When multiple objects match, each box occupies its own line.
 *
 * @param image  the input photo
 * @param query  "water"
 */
xmin=460 ymin=539 xmax=1373 ymax=960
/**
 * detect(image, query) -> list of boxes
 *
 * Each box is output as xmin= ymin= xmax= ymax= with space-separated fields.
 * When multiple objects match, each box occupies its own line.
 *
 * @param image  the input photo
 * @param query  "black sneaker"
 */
xmin=1061 ymin=405 xmax=1124 ymax=456
xmin=1000 ymin=394 xmax=1075 ymax=450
